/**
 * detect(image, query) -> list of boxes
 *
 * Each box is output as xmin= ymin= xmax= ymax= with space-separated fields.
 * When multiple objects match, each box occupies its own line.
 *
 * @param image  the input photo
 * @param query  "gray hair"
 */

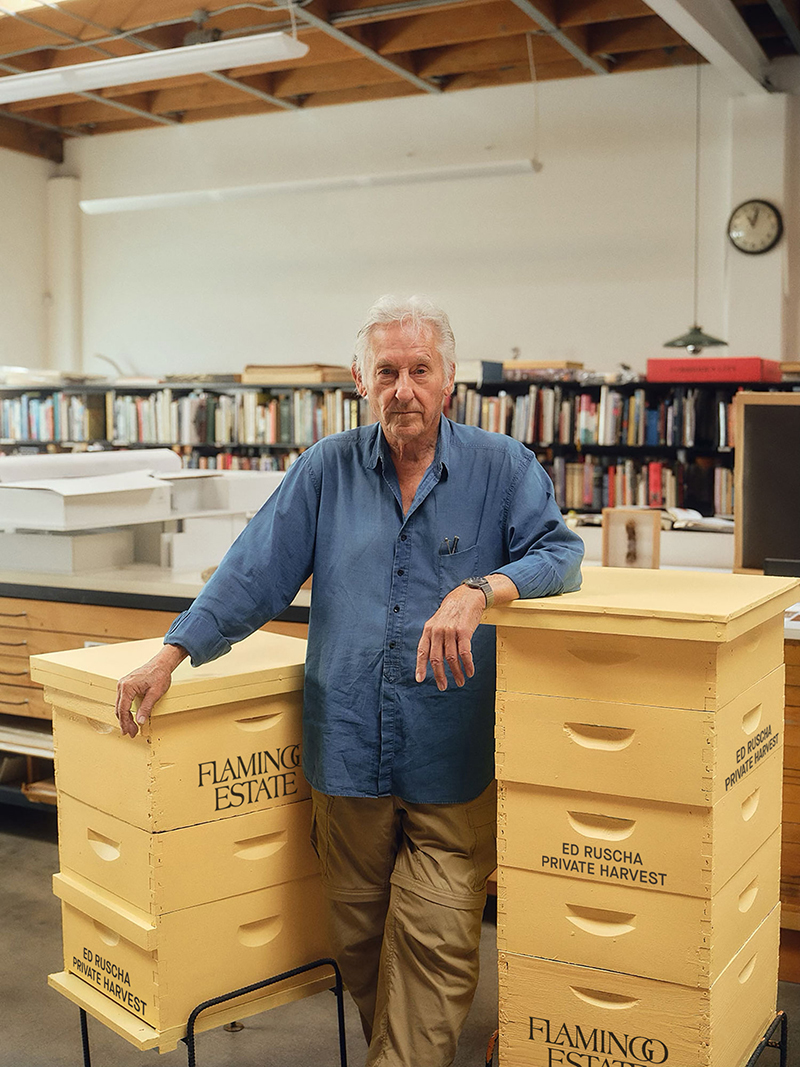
xmin=353 ymin=294 xmax=456 ymax=380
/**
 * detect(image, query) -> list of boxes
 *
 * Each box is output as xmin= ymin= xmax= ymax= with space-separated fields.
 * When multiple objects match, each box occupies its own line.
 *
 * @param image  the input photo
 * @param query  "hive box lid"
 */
xmin=30 ymin=630 xmax=306 ymax=714
xmin=486 ymin=567 xmax=800 ymax=640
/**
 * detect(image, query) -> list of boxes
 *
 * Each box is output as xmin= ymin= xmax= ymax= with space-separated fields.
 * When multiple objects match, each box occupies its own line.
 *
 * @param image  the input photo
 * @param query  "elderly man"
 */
xmin=116 ymin=295 xmax=584 ymax=1067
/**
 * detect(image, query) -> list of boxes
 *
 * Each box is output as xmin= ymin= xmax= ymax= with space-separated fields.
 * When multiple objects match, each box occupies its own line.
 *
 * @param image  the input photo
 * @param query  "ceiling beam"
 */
xmin=503 ymin=0 xmax=610 ymax=72
xmin=643 ymin=0 xmax=770 ymax=93
xmin=416 ymin=32 xmax=579 ymax=75
xmin=590 ymin=15 xmax=683 ymax=53
xmin=372 ymin=2 xmax=537 ymax=52
xmin=558 ymin=0 xmax=652 ymax=25
xmin=294 ymin=0 xmax=441 ymax=91
xmin=442 ymin=55 xmax=593 ymax=88
xmin=764 ymin=0 xmax=800 ymax=54
xmin=0 ymin=109 xmax=63 ymax=159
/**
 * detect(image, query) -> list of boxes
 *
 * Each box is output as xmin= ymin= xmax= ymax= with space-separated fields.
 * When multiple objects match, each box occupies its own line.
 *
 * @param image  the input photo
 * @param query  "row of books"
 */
xmin=544 ymin=454 xmax=734 ymax=514
xmin=447 ymin=384 xmax=736 ymax=450
xmin=0 ymin=382 xmax=740 ymax=451
xmin=109 ymin=389 xmax=372 ymax=447
xmin=173 ymin=446 xmax=733 ymax=516
xmin=0 ymin=388 xmax=372 ymax=447
xmin=176 ymin=447 xmax=301 ymax=472
xmin=0 ymin=392 xmax=104 ymax=443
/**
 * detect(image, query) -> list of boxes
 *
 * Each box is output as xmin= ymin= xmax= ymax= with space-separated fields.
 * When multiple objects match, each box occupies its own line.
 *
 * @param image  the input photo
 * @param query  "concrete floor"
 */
xmin=1 ymin=804 xmax=498 ymax=1067
xmin=1 ymin=803 xmax=798 ymax=1067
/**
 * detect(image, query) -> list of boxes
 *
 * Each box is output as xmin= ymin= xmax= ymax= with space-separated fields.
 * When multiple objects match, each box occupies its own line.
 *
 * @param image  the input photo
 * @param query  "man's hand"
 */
xmin=415 ymin=574 xmax=520 ymax=691
xmin=415 ymin=584 xmax=486 ymax=691
xmin=115 ymin=644 xmax=188 ymax=738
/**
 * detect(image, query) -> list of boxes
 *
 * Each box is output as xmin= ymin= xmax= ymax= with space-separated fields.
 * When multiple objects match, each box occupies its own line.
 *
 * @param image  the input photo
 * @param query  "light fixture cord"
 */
xmin=693 ymin=59 xmax=701 ymax=327
xmin=526 ymin=32 xmax=541 ymax=170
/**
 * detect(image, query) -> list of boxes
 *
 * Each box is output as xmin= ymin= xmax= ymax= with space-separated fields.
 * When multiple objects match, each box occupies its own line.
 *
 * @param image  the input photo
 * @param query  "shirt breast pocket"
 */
xmin=438 ymin=542 xmax=480 ymax=601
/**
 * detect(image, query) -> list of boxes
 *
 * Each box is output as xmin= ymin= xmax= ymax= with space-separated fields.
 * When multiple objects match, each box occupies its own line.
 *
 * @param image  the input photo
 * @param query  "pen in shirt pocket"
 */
xmin=439 ymin=536 xmax=460 ymax=555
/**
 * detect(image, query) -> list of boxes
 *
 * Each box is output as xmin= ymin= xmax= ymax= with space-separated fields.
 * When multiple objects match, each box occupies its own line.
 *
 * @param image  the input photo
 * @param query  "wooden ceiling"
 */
xmin=1 ymin=0 xmax=798 ymax=162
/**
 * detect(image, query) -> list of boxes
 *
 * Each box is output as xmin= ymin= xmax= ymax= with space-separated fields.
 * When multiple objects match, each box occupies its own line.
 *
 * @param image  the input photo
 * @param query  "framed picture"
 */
xmin=602 ymin=507 xmax=661 ymax=569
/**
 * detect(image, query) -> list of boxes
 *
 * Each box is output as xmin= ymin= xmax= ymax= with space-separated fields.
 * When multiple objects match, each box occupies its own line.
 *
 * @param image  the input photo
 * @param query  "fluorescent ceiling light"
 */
xmin=80 ymin=160 xmax=536 ymax=214
xmin=0 ymin=31 xmax=309 ymax=106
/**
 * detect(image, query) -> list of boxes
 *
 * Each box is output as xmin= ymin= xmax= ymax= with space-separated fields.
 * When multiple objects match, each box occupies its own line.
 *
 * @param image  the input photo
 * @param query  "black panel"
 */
xmin=741 ymin=406 xmax=800 ymax=570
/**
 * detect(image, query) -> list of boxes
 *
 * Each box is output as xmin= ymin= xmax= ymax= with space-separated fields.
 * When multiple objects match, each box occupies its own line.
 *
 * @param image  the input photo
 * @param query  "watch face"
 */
xmin=728 ymin=199 xmax=783 ymax=255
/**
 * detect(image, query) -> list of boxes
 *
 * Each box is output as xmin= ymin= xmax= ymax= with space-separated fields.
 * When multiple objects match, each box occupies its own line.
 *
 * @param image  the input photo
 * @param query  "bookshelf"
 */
xmin=0 ymin=382 xmax=371 ymax=472
xmin=449 ymin=378 xmax=799 ymax=516
xmin=1 ymin=377 xmax=797 ymax=512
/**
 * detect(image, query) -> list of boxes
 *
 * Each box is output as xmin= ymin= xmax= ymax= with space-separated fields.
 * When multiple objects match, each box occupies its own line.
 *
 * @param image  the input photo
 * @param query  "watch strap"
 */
xmin=461 ymin=576 xmax=494 ymax=608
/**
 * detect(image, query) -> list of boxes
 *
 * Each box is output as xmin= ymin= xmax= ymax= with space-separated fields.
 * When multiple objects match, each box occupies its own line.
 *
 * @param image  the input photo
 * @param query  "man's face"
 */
xmin=354 ymin=322 xmax=454 ymax=450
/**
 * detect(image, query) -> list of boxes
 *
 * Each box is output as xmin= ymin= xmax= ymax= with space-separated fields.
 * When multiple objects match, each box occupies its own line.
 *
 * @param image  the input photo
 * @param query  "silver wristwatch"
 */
xmin=461 ymin=576 xmax=494 ymax=608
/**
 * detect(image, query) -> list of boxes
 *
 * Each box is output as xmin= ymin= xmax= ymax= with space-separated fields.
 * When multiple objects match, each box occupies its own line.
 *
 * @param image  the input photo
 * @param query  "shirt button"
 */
xmin=397 ymin=569 xmax=404 ymax=576
xmin=389 ymin=641 xmax=396 ymax=649
xmin=400 ymin=534 xmax=407 ymax=541
xmin=393 ymin=605 xmax=400 ymax=613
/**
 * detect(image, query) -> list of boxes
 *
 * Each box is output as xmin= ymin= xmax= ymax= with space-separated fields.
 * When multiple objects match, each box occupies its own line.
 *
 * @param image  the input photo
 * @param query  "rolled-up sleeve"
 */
xmin=494 ymin=454 xmax=584 ymax=599
xmin=164 ymin=452 xmax=320 ymax=666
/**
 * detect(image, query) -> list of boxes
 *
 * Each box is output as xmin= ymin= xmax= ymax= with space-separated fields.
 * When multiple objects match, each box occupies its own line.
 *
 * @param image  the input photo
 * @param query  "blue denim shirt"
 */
xmin=165 ymin=416 xmax=584 ymax=803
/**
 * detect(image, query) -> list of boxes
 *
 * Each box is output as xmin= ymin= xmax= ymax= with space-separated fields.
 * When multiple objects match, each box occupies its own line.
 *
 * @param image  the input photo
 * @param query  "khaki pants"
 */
xmin=310 ymin=784 xmax=497 ymax=1067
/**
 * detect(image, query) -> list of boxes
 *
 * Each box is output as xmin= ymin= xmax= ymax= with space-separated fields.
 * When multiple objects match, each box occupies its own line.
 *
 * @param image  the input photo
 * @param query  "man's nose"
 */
xmin=395 ymin=374 xmax=414 ymax=401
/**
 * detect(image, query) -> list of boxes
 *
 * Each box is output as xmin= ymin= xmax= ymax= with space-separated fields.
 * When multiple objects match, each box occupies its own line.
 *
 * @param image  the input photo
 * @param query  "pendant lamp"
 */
xmin=664 ymin=62 xmax=726 ymax=355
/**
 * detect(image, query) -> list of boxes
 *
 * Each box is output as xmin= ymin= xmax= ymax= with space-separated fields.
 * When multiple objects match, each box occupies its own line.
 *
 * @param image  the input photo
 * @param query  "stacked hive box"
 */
xmin=780 ymin=635 xmax=800 ymax=929
xmin=31 ymin=631 xmax=331 ymax=1053
xmin=488 ymin=569 xmax=799 ymax=1067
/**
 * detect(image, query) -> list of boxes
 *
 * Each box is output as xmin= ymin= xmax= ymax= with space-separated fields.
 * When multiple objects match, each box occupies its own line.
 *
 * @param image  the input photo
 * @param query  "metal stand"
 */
xmin=77 ymin=957 xmax=348 ymax=1067
xmin=744 ymin=1011 xmax=788 ymax=1067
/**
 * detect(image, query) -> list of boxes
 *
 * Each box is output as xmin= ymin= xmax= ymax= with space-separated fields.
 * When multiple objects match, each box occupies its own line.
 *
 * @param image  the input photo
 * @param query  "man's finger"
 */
xmin=135 ymin=687 xmax=163 ymax=726
xmin=457 ymin=633 xmax=475 ymax=680
xmin=444 ymin=630 xmax=464 ymax=688
xmin=118 ymin=704 xmax=137 ymax=738
xmin=429 ymin=643 xmax=447 ymax=691
xmin=415 ymin=632 xmax=431 ymax=683
xmin=115 ymin=685 xmax=132 ymax=736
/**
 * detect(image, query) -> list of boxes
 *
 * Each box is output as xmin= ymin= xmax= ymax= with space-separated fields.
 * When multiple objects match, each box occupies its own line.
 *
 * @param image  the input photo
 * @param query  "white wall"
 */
xmin=63 ymin=64 xmax=788 ymax=377
xmin=0 ymin=147 xmax=51 ymax=369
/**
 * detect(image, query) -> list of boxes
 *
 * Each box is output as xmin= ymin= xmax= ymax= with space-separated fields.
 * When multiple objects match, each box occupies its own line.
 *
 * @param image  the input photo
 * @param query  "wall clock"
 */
xmin=727 ymin=199 xmax=783 ymax=255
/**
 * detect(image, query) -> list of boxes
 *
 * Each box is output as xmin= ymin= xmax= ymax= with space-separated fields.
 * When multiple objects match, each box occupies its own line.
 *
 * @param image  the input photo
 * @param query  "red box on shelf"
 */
xmin=647 ymin=357 xmax=782 ymax=383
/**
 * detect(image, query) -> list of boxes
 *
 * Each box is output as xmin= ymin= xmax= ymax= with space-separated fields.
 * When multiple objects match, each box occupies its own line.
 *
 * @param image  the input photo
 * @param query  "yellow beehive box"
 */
xmin=31 ymin=632 xmax=309 ymax=832
xmin=498 ymin=905 xmax=779 ymax=1067
xmin=498 ymin=749 xmax=781 ymax=899
xmin=488 ymin=569 xmax=798 ymax=709
xmin=57 ymin=793 xmax=319 ymax=915
xmin=497 ymin=828 xmax=779 ymax=987
xmin=497 ymin=617 xmax=783 ymax=709
xmin=496 ymin=667 xmax=784 ymax=806
xmin=53 ymin=867 xmax=330 ymax=1042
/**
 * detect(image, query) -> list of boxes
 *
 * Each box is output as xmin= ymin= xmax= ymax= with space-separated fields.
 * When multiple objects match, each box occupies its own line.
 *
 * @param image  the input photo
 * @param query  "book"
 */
xmin=647 ymin=357 xmax=782 ymax=383
xmin=241 ymin=363 xmax=353 ymax=385
xmin=454 ymin=360 xmax=503 ymax=384
xmin=503 ymin=360 xmax=584 ymax=381
xmin=165 ymin=374 xmax=242 ymax=383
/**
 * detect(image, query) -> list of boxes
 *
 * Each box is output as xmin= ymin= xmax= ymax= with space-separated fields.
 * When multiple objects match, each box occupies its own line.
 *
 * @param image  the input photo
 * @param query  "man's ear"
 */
xmin=352 ymin=364 xmax=367 ymax=398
